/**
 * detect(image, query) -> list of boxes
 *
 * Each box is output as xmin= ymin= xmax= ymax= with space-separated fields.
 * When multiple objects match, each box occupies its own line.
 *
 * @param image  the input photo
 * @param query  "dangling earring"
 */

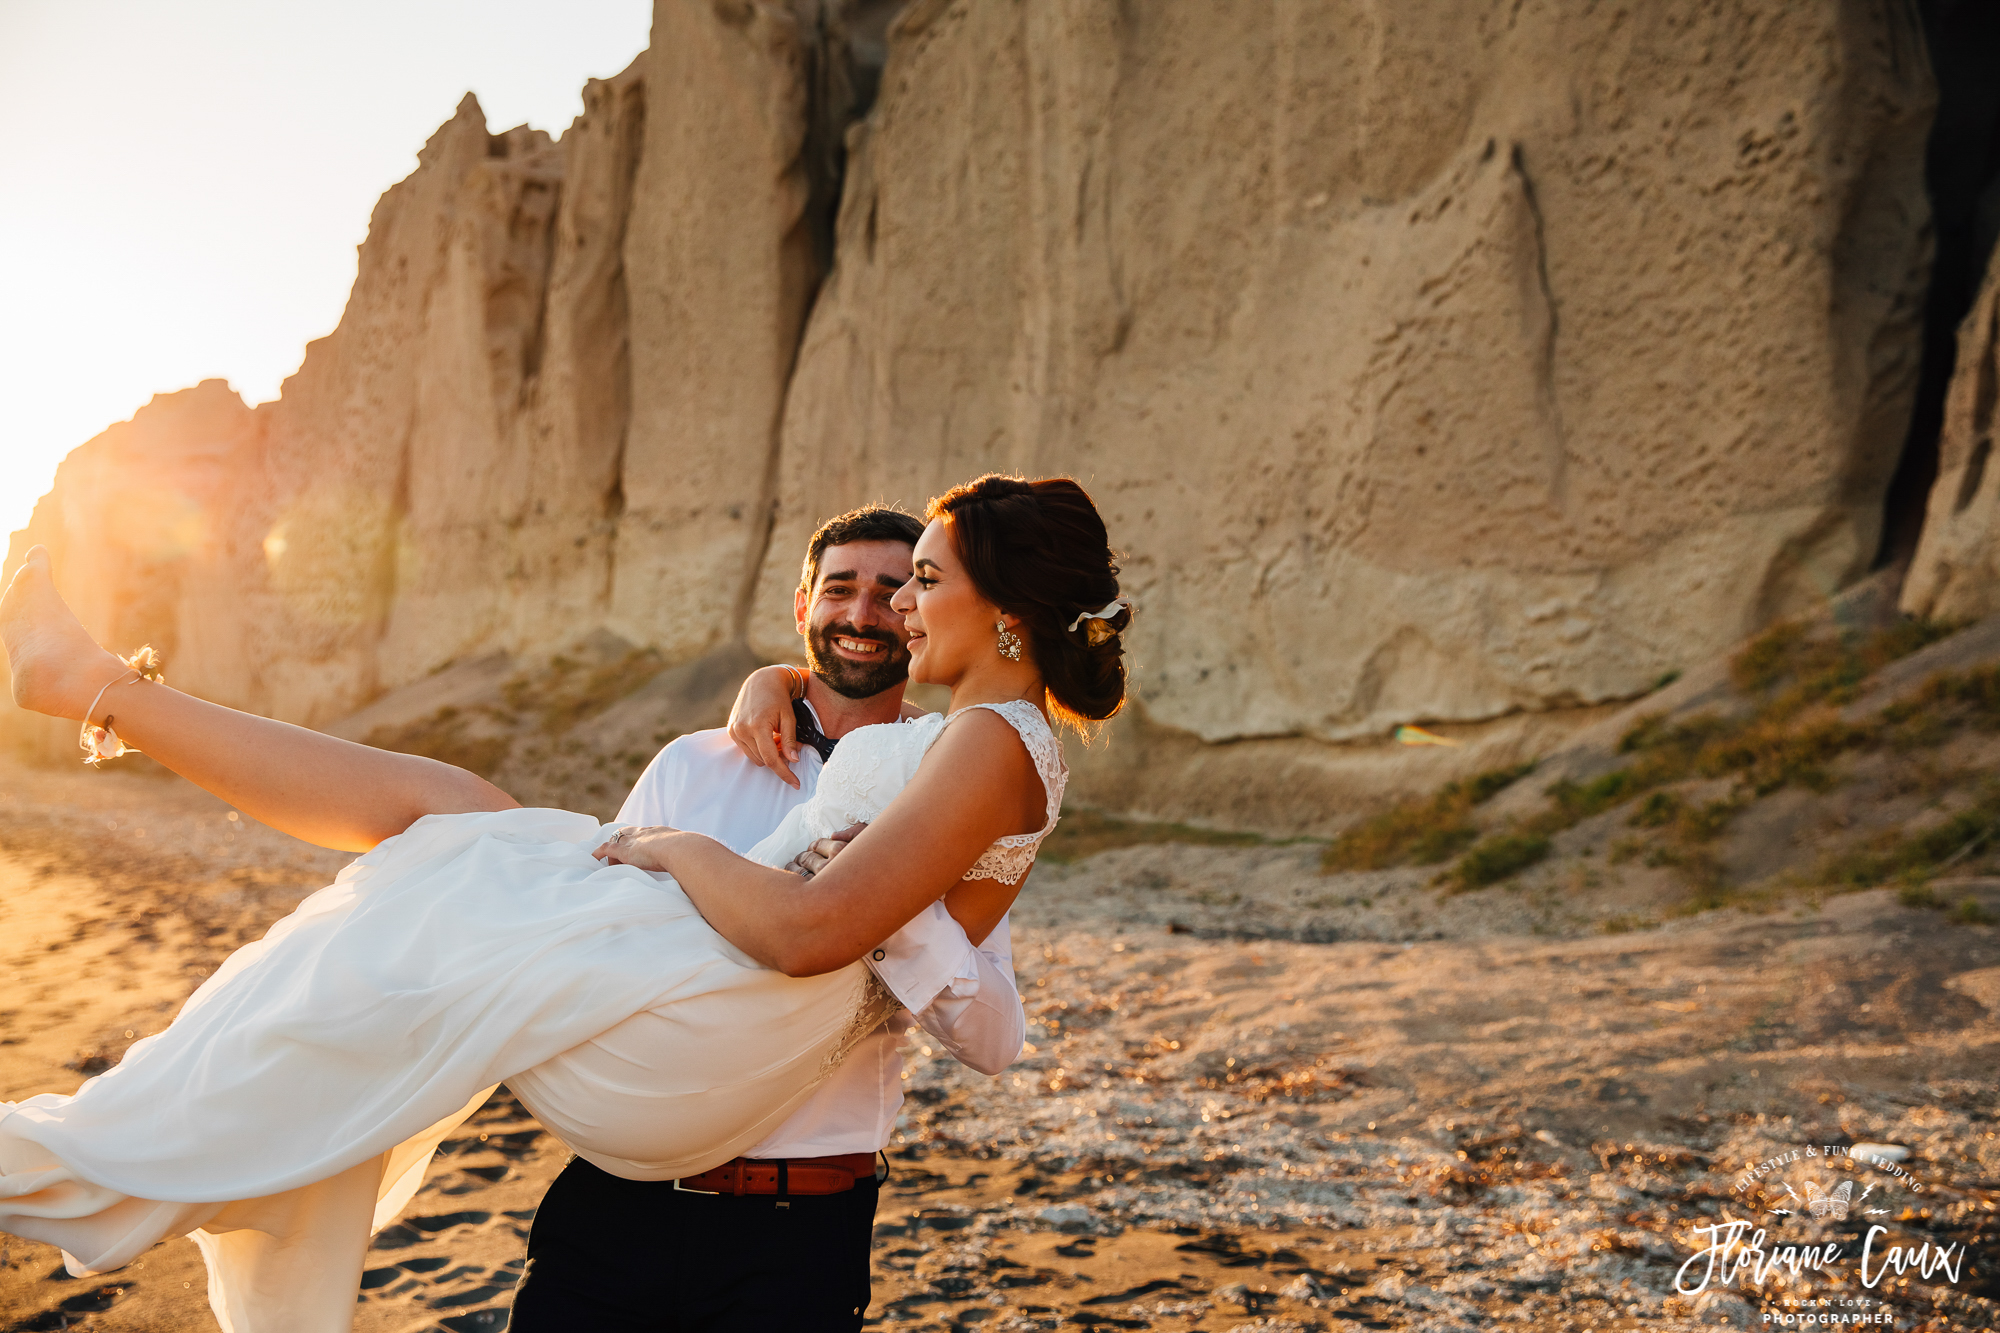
xmin=996 ymin=620 xmax=1023 ymax=661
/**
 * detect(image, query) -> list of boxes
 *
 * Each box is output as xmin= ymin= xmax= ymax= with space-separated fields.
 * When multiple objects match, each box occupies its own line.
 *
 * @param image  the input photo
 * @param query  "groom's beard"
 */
xmin=805 ymin=620 xmax=911 ymax=700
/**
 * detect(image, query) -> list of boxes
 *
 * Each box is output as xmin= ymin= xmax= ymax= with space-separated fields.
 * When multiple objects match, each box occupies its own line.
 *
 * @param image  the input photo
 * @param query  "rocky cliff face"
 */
xmin=1905 ymin=246 xmax=2000 ymax=621
xmin=3 ymin=1 xmax=1966 ymax=831
xmin=755 ymin=0 xmax=1937 ymax=823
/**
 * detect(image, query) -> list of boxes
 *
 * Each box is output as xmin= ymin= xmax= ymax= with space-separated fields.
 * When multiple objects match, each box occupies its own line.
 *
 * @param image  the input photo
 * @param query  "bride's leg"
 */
xmin=193 ymin=1154 xmax=387 ymax=1333
xmin=2 ymin=546 xmax=516 ymax=851
xmin=188 ymin=1090 xmax=490 ymax=1333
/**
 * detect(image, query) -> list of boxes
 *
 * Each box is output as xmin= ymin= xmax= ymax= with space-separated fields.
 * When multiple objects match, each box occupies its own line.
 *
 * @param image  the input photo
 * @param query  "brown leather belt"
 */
xmin=672 ymin=1152 xmax=878 ymax=1197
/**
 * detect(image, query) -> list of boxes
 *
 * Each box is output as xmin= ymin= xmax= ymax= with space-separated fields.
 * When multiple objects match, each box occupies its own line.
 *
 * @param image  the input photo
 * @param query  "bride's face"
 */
xmin=891 ymin=519 xmax=1013 ymax=686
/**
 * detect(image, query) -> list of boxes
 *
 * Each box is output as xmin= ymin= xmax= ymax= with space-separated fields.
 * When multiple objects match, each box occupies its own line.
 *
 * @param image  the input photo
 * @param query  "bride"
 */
xmin=0 ymin=474 xmax=1132 ymax=1332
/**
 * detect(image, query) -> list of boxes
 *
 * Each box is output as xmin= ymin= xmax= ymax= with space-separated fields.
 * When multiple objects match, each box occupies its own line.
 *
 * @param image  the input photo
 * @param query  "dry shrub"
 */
xmin=1321 ymin=762 xmax=1534 ymax=872
xmin=1328 ymin=616 xmax=1966 ymax=898
xmin=1880 ymin=663 xmax=2000 ymax=749
xmin=1451 ymin=833 xmax=1551 ymax=889
xmin=1820 ymin=782 xmax=2000 ymax=889
xmin=1730 ymin=615 xmax=1961 ymax=705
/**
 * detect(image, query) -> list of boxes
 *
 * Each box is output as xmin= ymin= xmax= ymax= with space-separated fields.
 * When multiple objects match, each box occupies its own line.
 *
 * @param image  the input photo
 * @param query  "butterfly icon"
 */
xmin=1805 ymin=1180 xmax=1854 ymax=1221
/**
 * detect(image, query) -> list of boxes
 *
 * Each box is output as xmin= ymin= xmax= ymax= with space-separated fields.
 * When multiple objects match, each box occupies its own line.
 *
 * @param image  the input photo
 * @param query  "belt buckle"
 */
xmin=672 ymin=1177 xmax=720 ymax=1195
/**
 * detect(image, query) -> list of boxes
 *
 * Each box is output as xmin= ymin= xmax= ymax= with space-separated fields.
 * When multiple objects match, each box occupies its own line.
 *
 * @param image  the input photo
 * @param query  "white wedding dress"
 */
xmin=0 ymin=701 xmax=1064 ymax=1332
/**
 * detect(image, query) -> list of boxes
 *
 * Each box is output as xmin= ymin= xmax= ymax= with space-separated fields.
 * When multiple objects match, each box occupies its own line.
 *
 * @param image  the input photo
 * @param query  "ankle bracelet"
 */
xmin=79 ymin=646 xmax=166 ymax=766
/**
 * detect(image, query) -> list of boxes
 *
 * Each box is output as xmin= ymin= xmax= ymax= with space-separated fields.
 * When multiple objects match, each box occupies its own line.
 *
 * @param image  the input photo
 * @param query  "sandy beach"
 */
xmin=1 ymin=754 xmax=1996 ymax=1333
xmin=8 ymin=0 xmax=2000 ymax=1326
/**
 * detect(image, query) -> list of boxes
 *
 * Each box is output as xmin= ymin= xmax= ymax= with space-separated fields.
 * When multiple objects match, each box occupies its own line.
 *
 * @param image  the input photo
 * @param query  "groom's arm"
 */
xmin=792 ymin=824 xmax=1025 ymax=1075
xmin=872 ymin=906 xmax=1026 ymax=1078
xmin=622 ymin=739 xmax=1023 ymax=1074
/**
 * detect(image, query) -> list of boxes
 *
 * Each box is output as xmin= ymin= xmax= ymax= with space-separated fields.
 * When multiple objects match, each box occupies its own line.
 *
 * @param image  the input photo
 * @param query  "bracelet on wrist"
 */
xmin=782 ymin=665 xmax=808 ymax=700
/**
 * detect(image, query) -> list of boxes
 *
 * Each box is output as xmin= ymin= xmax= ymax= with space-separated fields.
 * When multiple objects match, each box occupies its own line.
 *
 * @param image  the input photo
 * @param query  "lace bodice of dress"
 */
xmin=946 ymin=700 xmax=1067 ymax=885
xmin=758 ymin=699 xmax=1066 ymax=886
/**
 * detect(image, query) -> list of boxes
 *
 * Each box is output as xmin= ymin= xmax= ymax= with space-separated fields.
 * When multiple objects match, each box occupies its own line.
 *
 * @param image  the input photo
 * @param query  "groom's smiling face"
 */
xmin=796 ymin=539 xmax=915 ymax=700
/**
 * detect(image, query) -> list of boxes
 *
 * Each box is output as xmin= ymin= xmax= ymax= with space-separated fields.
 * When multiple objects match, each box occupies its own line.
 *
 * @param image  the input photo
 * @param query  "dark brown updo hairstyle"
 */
xmin=926 ymin=474 xmax=1130 ymax=732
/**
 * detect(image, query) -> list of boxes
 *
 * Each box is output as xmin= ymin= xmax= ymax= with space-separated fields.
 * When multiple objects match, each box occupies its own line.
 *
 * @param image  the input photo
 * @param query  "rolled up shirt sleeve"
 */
xmin=867 ymin=902 xmax=1025 ymax=1077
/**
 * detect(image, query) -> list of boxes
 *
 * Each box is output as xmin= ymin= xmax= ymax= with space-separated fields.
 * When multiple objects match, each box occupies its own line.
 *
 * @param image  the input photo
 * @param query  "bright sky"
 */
xmin=0 ymin=0 xmax=652 ymax=538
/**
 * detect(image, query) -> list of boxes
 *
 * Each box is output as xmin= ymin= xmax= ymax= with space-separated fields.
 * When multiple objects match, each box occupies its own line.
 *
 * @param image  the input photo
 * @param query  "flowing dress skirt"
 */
xmin=0 ymin=809 xmax=894 ymax=1332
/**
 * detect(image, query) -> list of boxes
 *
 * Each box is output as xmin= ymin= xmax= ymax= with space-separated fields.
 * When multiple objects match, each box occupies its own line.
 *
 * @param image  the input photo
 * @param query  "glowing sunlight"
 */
xmin=0 ymin=0 xmax=651 ymax=539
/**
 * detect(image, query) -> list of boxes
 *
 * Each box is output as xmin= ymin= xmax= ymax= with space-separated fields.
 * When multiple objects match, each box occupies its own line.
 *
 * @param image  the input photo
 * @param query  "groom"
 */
xmin=509 ymin=506 xmax=1025 ymax=1332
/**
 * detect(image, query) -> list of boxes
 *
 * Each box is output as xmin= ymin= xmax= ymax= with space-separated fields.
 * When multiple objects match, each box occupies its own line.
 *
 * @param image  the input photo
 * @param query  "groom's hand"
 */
xmin=788 ymin=823 xmax=866 ymax=878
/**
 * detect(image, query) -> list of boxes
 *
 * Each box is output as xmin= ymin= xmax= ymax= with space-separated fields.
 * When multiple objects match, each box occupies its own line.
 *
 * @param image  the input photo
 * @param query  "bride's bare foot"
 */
xmin=1 ymin=547 xmax=127 ymax=721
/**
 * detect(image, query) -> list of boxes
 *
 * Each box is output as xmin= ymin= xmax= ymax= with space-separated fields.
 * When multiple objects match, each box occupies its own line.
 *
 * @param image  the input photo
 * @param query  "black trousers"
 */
xmin=509 ymin=1157 xmax=879 ymax=1332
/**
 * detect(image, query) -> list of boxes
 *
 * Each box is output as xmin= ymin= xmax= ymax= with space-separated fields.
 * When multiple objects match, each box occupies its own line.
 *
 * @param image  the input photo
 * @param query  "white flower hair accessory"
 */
xmin=1066 ymin=597 xmax=1132 ymax=647
xmin=79 ymin=645 xmax=165 ymax=766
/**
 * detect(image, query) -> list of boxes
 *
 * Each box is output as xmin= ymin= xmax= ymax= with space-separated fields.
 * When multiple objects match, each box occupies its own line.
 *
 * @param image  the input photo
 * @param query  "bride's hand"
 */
xmin=727 ymin=665 xmax=805 ymax=789
xmin=787 ymin=822 xmax=866 ymax=878
xmin=592 ymin=825 xmax=681 ymax=872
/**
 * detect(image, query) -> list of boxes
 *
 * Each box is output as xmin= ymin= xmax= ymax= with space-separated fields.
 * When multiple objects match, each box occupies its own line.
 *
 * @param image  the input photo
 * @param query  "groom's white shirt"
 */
xmin=618 ymin=707 xmax=1026 ymax=1158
